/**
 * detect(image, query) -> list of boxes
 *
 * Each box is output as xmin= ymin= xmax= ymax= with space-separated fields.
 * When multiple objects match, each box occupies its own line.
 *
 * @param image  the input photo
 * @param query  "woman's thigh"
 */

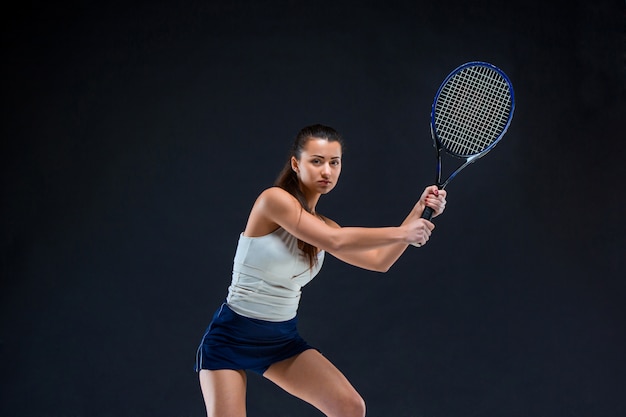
xmin=263 ymin=349 xmax=366 ymax=417
xmin=199 ymin=369 xmax=247 ymax=417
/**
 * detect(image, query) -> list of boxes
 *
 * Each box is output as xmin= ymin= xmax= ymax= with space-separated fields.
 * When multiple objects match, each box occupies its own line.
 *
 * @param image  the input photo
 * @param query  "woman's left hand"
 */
xmin=418 ymin=185 xmax=447 ymax=218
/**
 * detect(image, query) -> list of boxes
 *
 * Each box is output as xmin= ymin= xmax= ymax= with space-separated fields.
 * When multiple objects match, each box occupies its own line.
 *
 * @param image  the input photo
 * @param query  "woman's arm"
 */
xmin=325 ymin=186 xmax=447 ymax=272
xmin=248 ymin=187 xmax=433 ymax=252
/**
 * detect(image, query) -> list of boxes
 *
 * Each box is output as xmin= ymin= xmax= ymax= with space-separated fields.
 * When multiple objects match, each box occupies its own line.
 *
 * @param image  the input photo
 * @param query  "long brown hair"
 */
xmin=274 ymin=124 xmax=344 ymax=268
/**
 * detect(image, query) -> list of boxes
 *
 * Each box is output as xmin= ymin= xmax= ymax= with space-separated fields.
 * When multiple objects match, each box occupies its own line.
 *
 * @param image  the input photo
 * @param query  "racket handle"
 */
xmin=421 ymin=206 xmax=434 ymax=221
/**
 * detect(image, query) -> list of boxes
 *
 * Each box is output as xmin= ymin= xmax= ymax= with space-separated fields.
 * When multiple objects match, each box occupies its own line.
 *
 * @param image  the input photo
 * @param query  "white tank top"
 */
xmin=226 ymin=227 xmax=325 ymax=321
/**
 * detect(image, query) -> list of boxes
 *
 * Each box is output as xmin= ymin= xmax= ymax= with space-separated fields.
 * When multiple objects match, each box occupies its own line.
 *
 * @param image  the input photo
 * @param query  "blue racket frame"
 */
xmin=421 ymin=61 xmax=515 ymax=220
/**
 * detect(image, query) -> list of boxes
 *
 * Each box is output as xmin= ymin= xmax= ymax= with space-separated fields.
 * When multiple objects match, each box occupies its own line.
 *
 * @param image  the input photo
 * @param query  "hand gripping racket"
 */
xmin=421 ymin=61 xmax=515 ymax=220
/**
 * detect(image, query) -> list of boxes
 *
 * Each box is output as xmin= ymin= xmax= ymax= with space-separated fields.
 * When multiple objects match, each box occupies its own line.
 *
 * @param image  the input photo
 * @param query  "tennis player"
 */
xmin=195 ymin=124 xmax=447 ymax=417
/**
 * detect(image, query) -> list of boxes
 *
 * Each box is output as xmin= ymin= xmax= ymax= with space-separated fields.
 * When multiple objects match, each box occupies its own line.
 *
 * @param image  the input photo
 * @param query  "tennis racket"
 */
xmin=421 ymin=61 xmax=515 ymax=221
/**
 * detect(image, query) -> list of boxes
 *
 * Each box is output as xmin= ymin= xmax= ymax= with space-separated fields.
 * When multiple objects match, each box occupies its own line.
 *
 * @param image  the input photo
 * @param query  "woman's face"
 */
xmin=292 ymin=138 xmax=342 ymax=196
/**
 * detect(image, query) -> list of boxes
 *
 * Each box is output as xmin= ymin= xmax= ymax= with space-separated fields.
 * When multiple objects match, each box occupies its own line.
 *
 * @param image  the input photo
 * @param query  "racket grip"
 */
xmin=421 ymin=206 xmax=434 ymax=221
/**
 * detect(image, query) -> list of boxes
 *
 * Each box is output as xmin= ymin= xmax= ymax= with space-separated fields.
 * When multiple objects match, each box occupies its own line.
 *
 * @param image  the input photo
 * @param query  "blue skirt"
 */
xmin=194 ymin=303 xmax=315 ymax=375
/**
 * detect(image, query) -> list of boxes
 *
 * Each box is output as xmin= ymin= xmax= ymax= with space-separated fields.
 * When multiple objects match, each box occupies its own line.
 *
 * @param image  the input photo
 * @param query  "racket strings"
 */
xmin=435 ymin=65 xmax=512 ymax=156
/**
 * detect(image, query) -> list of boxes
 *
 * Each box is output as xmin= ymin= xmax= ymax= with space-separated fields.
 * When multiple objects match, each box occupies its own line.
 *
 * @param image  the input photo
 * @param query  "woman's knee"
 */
xmin=351 ymin=394 xmax=367 ymax=417
xmin=333 ymin=391 xmax=366 ymax=417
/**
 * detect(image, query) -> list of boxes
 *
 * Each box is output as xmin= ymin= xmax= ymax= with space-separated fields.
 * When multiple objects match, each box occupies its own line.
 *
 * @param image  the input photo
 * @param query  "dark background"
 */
xmin=2 ymin=1 xmax=625 ymax=416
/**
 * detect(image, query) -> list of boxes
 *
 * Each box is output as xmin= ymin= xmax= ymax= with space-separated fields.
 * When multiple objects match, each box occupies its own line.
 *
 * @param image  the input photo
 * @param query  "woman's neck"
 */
xmin=300 ymin=188 xmax=321 ymax=214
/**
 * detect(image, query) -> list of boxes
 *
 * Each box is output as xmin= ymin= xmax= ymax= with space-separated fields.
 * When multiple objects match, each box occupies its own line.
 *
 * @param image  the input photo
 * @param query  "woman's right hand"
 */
xmin=402 ymin=216 xmax=435 ymax=247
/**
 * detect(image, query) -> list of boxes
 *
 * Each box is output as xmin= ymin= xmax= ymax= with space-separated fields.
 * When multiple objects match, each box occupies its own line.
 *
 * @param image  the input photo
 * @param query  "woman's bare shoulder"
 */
xmin=255 ymin=186 xmax=298 ymax=209
xmin=244 ymin=187 xmax=298 ymax=236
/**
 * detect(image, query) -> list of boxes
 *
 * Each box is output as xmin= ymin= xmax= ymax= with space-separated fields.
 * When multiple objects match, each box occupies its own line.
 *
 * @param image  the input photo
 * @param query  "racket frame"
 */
xmin=421 ymin=61 xmax=515 ymax=220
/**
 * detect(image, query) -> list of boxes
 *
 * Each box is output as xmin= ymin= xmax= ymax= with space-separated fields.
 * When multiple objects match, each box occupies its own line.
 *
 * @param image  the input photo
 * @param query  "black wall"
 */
xmin=2 ymin=1 xmax=625 ymax=416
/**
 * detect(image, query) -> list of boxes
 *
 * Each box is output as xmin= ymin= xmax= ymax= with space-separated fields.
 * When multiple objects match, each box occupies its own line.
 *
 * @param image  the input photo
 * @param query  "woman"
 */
xmin=195 ymin=124 xmax=447 ymax=417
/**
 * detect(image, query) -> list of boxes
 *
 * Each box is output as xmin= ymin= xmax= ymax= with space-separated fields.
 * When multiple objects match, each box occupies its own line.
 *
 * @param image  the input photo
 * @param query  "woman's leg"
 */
xmin=263 ymin=349 xmax=366 ymax=417
xmin=199 ymin=369 xmax=247 ymax=417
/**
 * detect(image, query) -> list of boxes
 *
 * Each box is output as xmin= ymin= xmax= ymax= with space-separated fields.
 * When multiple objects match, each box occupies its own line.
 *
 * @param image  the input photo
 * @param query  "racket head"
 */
xmin=430 ymin=61 xmax=515 ymax=159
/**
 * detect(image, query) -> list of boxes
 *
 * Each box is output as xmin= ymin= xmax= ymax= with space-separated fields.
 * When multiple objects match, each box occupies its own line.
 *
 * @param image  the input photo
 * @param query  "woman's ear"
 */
xmin=290 ymin=156 xmax=299 ymax=174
